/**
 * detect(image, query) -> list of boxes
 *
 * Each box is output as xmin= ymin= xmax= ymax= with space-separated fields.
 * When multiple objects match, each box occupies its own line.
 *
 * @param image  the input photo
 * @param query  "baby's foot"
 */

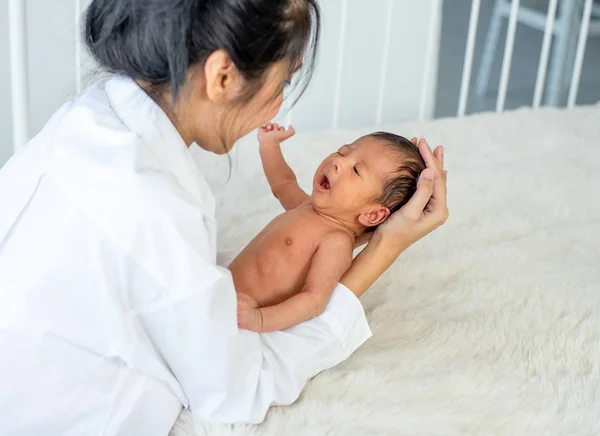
xmin=237 ymin=293 xmax=263 ymax=332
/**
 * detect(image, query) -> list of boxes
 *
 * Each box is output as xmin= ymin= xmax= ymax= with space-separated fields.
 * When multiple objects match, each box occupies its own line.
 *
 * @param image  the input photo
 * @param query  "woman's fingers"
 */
xmin=417 ymin=139 xmax=446 ymax=204
xmin=402 ymin=168 xmax=435 ymax=219
xmin=412 ymin=137 xmax=443 ymax=170
xmin=433 ymin=145 xmax=444 ymax=169
xmin=433 ymin=145 xmax=446 ymax=193
xmin=417 ymin=138 xmax=437 ymax=168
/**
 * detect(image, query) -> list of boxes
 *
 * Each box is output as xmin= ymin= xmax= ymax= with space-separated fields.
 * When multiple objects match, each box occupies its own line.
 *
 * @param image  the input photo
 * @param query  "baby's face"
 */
xmin=311 ymin=136 xmax=400 ymax=223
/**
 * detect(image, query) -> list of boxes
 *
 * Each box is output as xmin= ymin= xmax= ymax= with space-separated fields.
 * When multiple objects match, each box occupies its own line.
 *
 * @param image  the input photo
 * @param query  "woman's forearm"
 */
xmin=340 ymin=235 xmax=408 ymax=299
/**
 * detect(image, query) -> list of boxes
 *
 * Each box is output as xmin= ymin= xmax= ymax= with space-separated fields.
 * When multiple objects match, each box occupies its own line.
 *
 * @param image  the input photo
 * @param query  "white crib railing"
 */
xmin=457 ymin=0 xmax=594 ymax=116
xmin=8 ymin=0 xmax=29 ymax=153
xmin=7 ymin=0 xmax=595 ymax=154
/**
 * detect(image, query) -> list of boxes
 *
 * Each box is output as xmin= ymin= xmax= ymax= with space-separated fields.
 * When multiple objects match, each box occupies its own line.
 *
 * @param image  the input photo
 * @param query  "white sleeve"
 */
xmin=130 ymin=217 xmax=371 ymax=424
xmin=136 ymin=262 xmax=371 ymax=424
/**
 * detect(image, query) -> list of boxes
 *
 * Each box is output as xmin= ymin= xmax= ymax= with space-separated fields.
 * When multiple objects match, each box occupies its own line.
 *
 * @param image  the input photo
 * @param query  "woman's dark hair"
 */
xmin=84 ymin=0 xmax=320 ymax=102
xmin=370 ymin=132 xmax=425 ymax=217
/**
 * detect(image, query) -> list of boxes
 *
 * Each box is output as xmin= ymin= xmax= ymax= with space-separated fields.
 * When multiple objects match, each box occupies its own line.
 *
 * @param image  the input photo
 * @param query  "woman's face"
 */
xmin=183 ymin=53 xmax=293 ymax=155
xmin=223 ymin=61 xmax=290 ymax=151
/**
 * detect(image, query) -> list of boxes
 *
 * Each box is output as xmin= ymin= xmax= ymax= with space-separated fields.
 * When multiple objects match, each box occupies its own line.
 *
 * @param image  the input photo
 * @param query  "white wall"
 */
xmin=0 ymin=2 xmax=11 ymax=165
xmin=0 ymin=0 xmax=441 ymax=165
xmin=288 ymin=0 xmax=441 ymax=132
xmin=1 ymin=0 xmax=83 ymax=164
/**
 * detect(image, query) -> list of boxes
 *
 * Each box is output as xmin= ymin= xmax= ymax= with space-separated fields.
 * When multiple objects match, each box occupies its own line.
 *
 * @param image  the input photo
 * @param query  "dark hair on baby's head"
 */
xmin=84 ymin=0 xmax=320 ymax=102
xmin=370 ymin=132 xmax=425 ymax=215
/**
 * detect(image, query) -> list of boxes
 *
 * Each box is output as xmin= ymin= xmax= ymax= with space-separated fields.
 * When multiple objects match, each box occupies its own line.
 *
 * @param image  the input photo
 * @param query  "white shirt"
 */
xmin=0 ymin=77 xmax=372 ymax=436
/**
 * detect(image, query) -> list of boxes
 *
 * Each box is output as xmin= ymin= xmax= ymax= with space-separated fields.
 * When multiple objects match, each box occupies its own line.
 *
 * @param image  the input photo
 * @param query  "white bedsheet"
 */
xmin=173 ymin=104 xmax=600 ymax=436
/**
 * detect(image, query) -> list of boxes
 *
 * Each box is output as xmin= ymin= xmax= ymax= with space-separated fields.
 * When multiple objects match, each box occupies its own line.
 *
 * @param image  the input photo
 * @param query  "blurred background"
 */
xmin=1 ymin=0 xmax=598 ymax=165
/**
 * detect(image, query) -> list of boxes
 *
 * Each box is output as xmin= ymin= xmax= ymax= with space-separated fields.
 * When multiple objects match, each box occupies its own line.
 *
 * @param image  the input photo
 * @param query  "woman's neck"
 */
xmin=135 ymin=80 xmax=195 ymax=146
xmin=136 ymin=79 xmax=229 ymax=153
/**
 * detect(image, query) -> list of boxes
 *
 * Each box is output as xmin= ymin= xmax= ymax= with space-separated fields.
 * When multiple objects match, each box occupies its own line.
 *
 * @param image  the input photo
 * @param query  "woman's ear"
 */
xmin=203 ymin=50 xmax=242 ymax=102
xmin=358 ymin=206 xmax=390 ymax=228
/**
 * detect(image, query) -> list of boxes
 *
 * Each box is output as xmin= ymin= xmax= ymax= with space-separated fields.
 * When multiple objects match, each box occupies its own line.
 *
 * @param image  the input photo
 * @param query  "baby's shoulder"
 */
xmin=320 ymin=228 xmax=354 ymax=250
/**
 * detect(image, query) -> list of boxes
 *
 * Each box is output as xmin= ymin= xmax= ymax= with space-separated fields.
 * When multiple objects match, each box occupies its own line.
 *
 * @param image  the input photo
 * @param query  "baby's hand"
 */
xmin=258 ymin=123 xmax=295 ymax=145
xmin=237 ymin=292 xmax=263 ymax=332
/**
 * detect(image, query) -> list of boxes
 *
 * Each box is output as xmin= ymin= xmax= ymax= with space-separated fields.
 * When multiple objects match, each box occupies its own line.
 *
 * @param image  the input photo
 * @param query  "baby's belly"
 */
xmin=229 ymin=236 xmax=315 ymax=307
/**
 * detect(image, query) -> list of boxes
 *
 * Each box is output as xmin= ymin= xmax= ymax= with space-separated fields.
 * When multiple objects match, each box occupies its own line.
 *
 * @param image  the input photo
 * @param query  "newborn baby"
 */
xmin=230 ymin=123 xmax=425 ymax=332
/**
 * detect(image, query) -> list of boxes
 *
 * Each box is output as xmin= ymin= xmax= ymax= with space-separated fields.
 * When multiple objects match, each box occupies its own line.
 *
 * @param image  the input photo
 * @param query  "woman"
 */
xmin=0 ymin=0 xmax=448 ymax=435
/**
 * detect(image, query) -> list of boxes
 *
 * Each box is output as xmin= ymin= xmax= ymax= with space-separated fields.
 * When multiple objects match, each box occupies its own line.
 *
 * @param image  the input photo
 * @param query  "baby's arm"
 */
xmin=238 ymin=232 xmax=353 ymax=332
xmin=259 ymin=123 xmax=310 ymax=211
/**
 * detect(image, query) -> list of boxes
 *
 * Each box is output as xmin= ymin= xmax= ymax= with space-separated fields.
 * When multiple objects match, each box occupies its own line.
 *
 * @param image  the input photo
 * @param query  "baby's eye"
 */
xmin=284 ymin=79 xmax=292 ymax=87
xmin=353 ymin=166 xmax=360 ymax=176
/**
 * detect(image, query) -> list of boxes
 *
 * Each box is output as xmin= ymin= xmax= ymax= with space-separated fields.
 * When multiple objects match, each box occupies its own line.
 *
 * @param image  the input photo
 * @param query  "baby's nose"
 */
xmin=331 ymin=156 xmax=343 ymax=172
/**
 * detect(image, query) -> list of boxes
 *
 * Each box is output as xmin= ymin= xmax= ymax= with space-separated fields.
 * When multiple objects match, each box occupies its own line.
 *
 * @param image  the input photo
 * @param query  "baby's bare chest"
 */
xmin=254 ymin=209 xmax=327 ymax=262
xmin=230 ymin=206 xmax=342 ymax=303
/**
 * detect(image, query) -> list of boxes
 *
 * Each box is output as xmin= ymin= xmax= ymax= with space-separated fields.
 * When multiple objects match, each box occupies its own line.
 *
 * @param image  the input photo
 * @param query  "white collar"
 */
xmin=105 ymin=76 xmax=215 ymax=217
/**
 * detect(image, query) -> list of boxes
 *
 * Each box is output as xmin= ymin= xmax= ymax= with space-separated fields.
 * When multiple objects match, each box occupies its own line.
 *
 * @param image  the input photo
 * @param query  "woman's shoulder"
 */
xmin=40 ymin=90 xmax=199 ymax=208
xmin=52 ymin=81 xmax=145 ymax=156
xmin=25 ymin=80 xmax=216 ymax=246
xmin=42 ymin=82 xmax=190 ymax=202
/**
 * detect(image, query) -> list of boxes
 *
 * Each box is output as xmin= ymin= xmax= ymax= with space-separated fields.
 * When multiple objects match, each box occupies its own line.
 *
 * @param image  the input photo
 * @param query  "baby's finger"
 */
xmin=277 ymin=125 xmax=295 ymax=140
xmin=411 ymin=137 xmax=418 ymax=145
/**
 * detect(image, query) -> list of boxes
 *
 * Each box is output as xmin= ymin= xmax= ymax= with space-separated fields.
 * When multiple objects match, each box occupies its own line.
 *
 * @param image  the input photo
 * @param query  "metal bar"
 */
xmin=332 ymin=0 xmax=347 ymax=129
xmin=75 ymin=0 xmax=82 ymax=93
xmin=457 ymin=0 xmax=481 ymax=117
xmin=375 ymin=0 xmax=394 ymax=125
xmin=8 ymin=0 xmax=30 ymax=152
xmin=496 ymin=0 xmax=520 ymax=113
xmin=475 ymin=0 xmax=505 ymax=97
xmin=533 ymin=0 xmax=558 ymax=108
xmin=419 ymin=0 xmax=441 ymax=121
xmin=567 ymin=0 xmax=593 ymax=108
xmin=515 ymin=6 xmax=551 ymax=29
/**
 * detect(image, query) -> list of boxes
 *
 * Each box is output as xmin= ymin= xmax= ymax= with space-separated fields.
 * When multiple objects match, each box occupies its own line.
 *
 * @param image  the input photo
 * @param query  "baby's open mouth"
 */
xmin=320 ymin=175 xmax=331 ymax=190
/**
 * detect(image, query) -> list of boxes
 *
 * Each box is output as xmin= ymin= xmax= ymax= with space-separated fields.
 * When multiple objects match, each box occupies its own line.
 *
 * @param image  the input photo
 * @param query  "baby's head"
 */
xmin=312 ymin=132 xmax=425 ymax=229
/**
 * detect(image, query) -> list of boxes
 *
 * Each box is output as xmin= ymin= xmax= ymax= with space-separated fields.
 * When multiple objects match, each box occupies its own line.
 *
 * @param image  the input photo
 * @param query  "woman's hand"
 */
xmin=373 ymin=137 xmax=448 ymax=249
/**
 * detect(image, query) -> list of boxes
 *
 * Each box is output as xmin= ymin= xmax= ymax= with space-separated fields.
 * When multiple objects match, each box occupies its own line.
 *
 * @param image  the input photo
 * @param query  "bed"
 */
xmin=173 ymin=102 xmax=600 ymax=435
xmin=5 ymin=0 xmax=600 ymax=434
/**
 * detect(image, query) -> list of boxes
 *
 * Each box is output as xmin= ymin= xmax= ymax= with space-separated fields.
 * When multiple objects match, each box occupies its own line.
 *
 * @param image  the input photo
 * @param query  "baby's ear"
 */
xmin=358 ymin=206 xmax=390 ymax=227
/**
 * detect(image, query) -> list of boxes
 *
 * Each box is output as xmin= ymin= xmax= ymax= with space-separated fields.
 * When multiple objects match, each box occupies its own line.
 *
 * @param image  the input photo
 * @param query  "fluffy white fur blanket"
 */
xmin=173 ymin=104 xmax=600 ymax=436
